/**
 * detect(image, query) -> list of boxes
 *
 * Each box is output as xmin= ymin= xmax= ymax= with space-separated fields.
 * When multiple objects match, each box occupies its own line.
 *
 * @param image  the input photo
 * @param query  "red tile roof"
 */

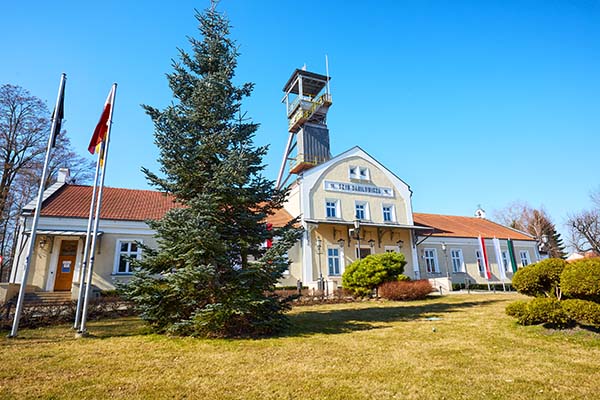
xmin=40 ymin=184 xmax=294 ymax=227
xmin=41 ymin=185 xmax=178 ymax=221
xmin=413 ymin=212 xmax=534 ymax=241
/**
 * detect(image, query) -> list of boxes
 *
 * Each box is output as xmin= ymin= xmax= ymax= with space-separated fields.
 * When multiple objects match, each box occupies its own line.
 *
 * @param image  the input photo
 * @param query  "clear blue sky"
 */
xmin=1 ymin=0 xmax=599 ymax=238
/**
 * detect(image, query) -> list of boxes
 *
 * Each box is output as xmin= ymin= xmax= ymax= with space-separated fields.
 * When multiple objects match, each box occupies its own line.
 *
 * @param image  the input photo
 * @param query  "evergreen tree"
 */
xmin=548 ymin=224 xmax=567 ymax=259
xmin=123 ymin=5 xmax=301 ymax=337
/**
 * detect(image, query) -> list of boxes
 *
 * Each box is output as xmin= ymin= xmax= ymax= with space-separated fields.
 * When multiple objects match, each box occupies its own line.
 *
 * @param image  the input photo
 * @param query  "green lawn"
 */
xmin=1 ymin=293 xmax=599 ymax=399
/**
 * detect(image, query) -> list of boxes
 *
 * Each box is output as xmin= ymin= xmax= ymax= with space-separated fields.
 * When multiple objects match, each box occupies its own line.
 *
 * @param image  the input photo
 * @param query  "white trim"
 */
xmin=355 ymin=244 xmax=373 ymax=259
xmin=300 ymin=147 xmax=413 ymax=223
xmin=450 ymin=248 xmax=465 ymax=273
xmin=324 ymin=198 xmax=341 ymax=219
xmin=113 ymin=238 xmax=144 ymax=275
xmin=384 ymin=245 xmax=399 ymax=253
xmin=326 ymin=246 xmax=342 ymax=276
xmin=423 ymin=248 xmax=439 ymax=274
xmin=354 ymin=200 xmax=370 ymax=220
xmin=382 ymin=203 xmax=396 ymax=223
xmin=45 ymin=237 xmax=83 ymax=291
xmin=519 ymin=250 xmax=531 ymax=267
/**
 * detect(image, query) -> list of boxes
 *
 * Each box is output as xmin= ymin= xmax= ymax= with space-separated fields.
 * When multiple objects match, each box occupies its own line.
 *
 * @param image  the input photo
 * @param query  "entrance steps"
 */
xmin=23 ymin=291 xmax=73 ymax=306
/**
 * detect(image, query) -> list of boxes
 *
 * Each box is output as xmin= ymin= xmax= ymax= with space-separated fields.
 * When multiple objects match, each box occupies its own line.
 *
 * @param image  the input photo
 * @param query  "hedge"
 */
xmin=561 ymin=258 xmax=600 ymax=302
xmin=507 ymin=298 xmax=574 ymax=329
xmin=342 ymin=252 xmax=407 ymax=297
xmin=512 ymin=258 xmax=566 ymax=298
xmin=378 ymin=280 xmax=433 ymax=301
xmin=561 ymin=299 xmax=600 ymax=327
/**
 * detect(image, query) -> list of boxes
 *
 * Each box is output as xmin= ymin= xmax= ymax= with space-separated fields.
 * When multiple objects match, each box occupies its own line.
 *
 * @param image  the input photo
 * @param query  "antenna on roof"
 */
xmin=325 ymin=54 xmax=331 ymax=95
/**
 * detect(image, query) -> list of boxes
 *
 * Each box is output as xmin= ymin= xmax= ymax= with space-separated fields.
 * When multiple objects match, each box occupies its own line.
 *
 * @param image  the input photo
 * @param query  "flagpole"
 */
xmin=73 ymin=149 xmax=102 ymax=330
xmin=78 ymin=84 xmax=117 ymax=336
xmin=8 ymin=73 xmax=66 ymax=338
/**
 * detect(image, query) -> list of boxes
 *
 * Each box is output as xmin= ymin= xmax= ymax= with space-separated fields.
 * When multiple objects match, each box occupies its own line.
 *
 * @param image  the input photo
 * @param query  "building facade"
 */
xmin=2 ymin=67 xmax=541 ymax=302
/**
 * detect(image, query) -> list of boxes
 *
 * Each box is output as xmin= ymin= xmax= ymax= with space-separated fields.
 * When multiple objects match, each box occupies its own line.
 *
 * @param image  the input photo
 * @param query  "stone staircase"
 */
xmin=23 ymin=291 xmax=73 ymax=306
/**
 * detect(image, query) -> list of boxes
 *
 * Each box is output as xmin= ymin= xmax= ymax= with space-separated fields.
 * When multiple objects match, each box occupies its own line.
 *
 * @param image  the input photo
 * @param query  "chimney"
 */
xmin=57 ymin=168 xmax=70 ymax=183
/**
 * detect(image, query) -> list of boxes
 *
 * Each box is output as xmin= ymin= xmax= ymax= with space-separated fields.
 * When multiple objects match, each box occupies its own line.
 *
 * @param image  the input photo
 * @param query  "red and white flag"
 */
xmin=478 ymin=235 xmax=492 ymax=280
xmin=88 ymin=87 xmax=114 ymax=154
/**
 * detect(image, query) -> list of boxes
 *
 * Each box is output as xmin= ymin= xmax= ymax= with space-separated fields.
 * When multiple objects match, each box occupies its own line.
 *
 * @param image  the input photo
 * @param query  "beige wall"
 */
xmin=278 ymin=241 xmax=302 ymax=287
xmin=308 ymin=156 xmax=409 ymax=224
xmin=87 ymin=233 xmax=157 ymax=291
xmin=18 ymin=232 xmax=157 ymax=293
xmin=284 ymin=182 xmax=301 ymax=218
xmin=308 ymin=223 xmax=415 ymax=286
xmin=416 ymin=238 xmax=539 ymax=285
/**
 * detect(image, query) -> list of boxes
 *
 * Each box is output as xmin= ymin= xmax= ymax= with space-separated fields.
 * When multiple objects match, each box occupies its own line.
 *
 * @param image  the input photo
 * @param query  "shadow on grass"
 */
xmin=282 ymin=298 xmax=503 ymax=337
xmin=0 ymin=316 xmax=151 ymax=344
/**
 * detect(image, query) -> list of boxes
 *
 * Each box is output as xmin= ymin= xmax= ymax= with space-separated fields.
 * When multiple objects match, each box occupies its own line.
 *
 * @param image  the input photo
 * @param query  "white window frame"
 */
xmin=325 ymin=199 xmax=340 ymax=219
xmin=476 ymin=250 xmax=485 ymax=276
xmin=114 ymin=239 xmax=143 ymax=275
xmin=327 ymin=246 xmax=342 ymax=276
xmin=424 ymin=248 xmax=439 ymax=274
xmin=382 ymin=204 xmax=395 ymax=223
xmin=450 ymin=248 xmax=465 ymax=273
xmin=349 ymin=165 xmax=370 ymax=181
xmin=384 ymin=245 xmax=399 ymax=253
xmin=355 ymin=200 xmax=369 ymax=220
xmin=359 ymin=166 xmax=370 ymax=180
xmin=520 ymin=250 xmax=531 ymax=267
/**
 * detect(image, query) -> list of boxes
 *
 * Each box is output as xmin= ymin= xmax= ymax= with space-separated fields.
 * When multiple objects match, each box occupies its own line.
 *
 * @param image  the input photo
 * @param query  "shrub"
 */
xmin=562 ymin=299 xmax=600 ymax=327
xmin=378 ymin=280 xmax=433 ymax=301
xmin=397 ymin=274 xmax=411 ymax=282
xmin=342 ymin=252 xmax=407 ymax=297
xmin=505 ymin=300 xmax=528 ymax=319
xmin=561 ymin=259 xmax=600 ymax=303
xmin=516 ymin=298 xmax=574 ymax=329
xmin=512 ymin=258 xmax=567 ymax=298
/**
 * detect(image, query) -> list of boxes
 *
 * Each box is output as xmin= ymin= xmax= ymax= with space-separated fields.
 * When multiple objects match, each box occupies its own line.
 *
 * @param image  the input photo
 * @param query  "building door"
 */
xmin=54 ymin=240 xmax=78 ymax=291
xmin=356 ymin=247 xmax=372 ymax=260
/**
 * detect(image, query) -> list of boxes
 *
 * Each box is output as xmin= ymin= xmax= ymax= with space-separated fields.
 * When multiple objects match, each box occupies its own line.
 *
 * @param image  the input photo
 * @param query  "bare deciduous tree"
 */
xmin=0 ymin=84 xmax=94 ymax=281
xmin=568 ymin=188 xmax=600 ymax=255
xmin=494 ymin=201 xmax=567 ymax=258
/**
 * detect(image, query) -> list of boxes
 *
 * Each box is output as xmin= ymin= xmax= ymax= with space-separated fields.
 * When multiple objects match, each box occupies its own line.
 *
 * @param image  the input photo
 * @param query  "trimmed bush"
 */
xmin=505 ymin=300 xmax=528 ymax=319
xmin=378 ymin=280 xmax=433 ymax=301
xmin=512 ymin=258 xmax=567 ymax=298
xmin=562 ymin=299 xmax=600 ymax=327
xmin=342 ymin=252 xmax=407 ymax=297
xmin=397 ymin=274 xmax=411 ymax=282
xmin=561 ymin=258 xmax=600 ymax=303
xmin=516 ymin=298 xmax=574 ymax=329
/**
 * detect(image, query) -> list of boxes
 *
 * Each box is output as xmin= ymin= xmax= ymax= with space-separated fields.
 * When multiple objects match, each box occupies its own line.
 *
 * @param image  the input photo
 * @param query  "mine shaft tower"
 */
xmin=276 ymin=67 xmax=333 ymax=189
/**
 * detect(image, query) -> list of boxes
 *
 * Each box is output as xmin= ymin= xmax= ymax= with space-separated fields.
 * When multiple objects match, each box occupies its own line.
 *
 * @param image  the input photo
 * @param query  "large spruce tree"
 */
xmin=123 ymin=5 xmax=301 ymax=337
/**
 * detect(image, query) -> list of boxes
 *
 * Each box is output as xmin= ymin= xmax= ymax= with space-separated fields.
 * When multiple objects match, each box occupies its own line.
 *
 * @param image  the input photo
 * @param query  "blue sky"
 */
xmin=1 ymin=0 xmax=599 ymax=239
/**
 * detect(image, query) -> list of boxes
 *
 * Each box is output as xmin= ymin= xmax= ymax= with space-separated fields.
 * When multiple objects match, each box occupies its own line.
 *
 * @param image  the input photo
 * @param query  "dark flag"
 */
xmin=50 ymin=75 xmax=66 ymax=147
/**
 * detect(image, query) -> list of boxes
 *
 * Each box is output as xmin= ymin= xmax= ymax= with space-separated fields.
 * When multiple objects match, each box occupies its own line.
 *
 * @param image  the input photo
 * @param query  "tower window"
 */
xmin=349 ymin=165 xmax=369 ymax=180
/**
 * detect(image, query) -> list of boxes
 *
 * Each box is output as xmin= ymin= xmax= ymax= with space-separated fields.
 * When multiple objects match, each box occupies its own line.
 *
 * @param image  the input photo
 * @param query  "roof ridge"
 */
xmin=65 ymin=183 xmax=167 ymax=195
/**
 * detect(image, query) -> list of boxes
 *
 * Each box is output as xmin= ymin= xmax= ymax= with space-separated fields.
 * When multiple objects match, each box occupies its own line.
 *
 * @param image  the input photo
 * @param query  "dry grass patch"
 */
xmin=1 ymin=294 xmax=599 ymax=399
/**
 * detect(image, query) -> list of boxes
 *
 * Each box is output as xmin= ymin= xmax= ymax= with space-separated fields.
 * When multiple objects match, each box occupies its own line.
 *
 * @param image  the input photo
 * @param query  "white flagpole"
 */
xmin=73 ymin=150 xmax=102 ymax=329
xmin=78 ymin=84 xmax=117 ymax=336
xmin=9 ymin=73 xmax=66 ymax=338
xmin=493 ymin=238 xmax=507 ymax=291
